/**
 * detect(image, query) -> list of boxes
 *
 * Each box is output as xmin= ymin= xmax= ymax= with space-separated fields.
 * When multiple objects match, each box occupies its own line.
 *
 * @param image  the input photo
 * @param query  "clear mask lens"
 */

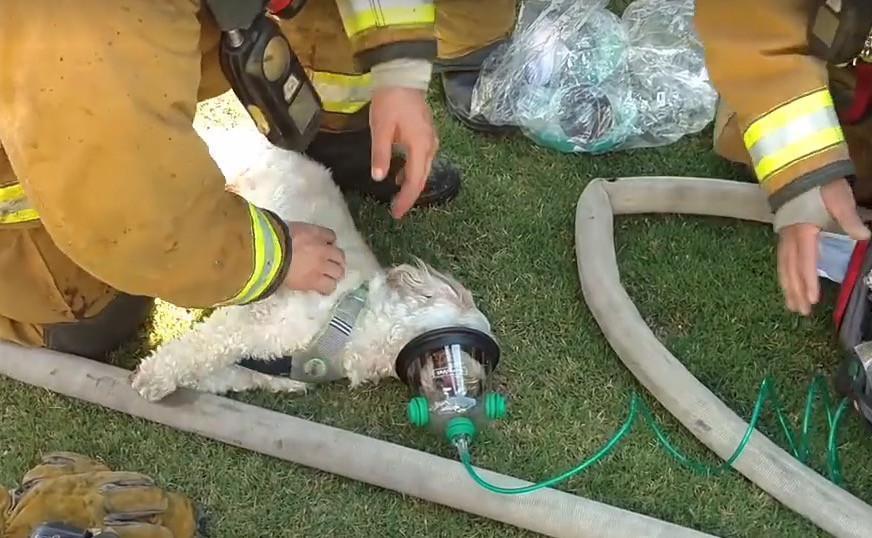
xmin=415 ymin=344 xmax=490 ymax=416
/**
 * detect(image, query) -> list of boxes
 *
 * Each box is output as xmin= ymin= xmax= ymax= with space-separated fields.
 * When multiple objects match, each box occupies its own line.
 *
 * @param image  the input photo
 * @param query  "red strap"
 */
xmin=835 ymin=239 xmax=870 ymax=330
xmin=839 ymin=62 xmax=872 ymax=124
xmin=268 ymin=0 xmax=293 ymax=14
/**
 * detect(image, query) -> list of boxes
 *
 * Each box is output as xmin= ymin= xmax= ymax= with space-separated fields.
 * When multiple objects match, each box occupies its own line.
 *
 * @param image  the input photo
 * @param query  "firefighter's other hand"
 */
xmin=777 ymin=179 xmax=870 ymax=315
xmin=283 ymin=222 xmax=346 ymax=295
xmin=369 ymin=87 xmax=438 ymax=219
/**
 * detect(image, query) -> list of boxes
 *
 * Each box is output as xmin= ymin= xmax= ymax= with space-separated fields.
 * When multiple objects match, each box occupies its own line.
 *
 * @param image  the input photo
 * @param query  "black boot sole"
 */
xmin=341 ymin=157 xmax=462 ymax=209
xmin=441 ymin=71 xmax=517 ymax=136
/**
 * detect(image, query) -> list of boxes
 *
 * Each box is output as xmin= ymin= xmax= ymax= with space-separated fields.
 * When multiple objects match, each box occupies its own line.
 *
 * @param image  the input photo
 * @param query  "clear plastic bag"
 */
xmin=470 ymin=0 xmax=718 ymax=154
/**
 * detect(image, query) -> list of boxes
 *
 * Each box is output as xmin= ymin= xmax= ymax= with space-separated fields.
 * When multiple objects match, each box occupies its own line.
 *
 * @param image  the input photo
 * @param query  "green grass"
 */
xmin=4 ymin=84 xmax=872 ymax=537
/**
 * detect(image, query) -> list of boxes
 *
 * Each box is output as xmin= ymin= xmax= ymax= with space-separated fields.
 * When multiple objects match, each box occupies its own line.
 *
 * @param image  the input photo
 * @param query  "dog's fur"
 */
xmin=129 ymin=123 xmax=492 ymax=401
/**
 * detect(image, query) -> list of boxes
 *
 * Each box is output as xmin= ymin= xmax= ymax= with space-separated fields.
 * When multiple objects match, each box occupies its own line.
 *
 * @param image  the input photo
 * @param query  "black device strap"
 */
xmin=809 ymin=0 xmax=872 ymax=65
xmin=237 ymin=356 xmax=295 ymax=377
xmin=204 ymin=0 xmax=267 ymax=32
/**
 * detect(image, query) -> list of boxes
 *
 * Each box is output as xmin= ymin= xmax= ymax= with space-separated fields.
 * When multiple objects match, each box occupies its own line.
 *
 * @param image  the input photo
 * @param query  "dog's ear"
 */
xmin=386 ymin=258 xmax=475 ymax=309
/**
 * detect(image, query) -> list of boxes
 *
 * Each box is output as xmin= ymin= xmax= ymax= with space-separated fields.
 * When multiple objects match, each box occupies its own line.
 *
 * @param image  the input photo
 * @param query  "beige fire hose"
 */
xmin=574 ymin=175 xmax=872 ymax=538
xmin=3 ymin=175 xmax=867 ymax=537
xmin=0 ymin=341 xmax=715 ymax=538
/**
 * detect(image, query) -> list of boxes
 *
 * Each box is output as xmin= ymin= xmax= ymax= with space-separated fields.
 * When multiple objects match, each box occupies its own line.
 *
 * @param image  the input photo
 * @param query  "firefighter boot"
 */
xmin=304 ymin=129 xmax=461 ymax=209
xmin=434 ymin=0 xmax=519 ymax=134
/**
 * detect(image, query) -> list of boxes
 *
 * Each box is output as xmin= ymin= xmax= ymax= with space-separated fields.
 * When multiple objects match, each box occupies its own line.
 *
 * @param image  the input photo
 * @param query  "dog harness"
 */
xmin=237 ymin=283 xmax=369 ymax=383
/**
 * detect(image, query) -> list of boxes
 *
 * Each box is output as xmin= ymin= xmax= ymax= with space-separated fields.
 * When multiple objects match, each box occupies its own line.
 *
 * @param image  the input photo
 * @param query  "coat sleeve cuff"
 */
xmin=215 ymin=205 xmax=291 ymax=306
xmin=370 ymin=58 xmax=433 ymax=91
xmin=737 ymin=87 xmax=857 ymax=211
xmin=766 ymin=158 xmax=855 ymax=211
xmin=252 ymin=209 xmax=292 ymax=301
xmin=355 ymin=40 xmax=437 ymax=73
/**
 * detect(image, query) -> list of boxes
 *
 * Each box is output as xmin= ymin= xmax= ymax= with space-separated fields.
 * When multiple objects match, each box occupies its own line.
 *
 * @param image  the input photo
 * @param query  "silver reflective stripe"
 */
xmin=0 ymin=184 xmax=39 ymax=224
xmin=308 ymin=71 xmax=372 ymax=114
xmin=313 ymin=80 xmax=371 ymax=104
xmin=747 ymin=106 xmax=840 ymax=168
xmin=241 ymin=207 xmax=281 ymax=303
xmin=0 ymin=197 xmax=30 ymax=215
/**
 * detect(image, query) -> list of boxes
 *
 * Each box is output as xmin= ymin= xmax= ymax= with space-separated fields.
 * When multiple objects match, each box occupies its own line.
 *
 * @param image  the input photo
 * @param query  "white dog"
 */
xmin=129 ymin=121 xmax=493 ymax=401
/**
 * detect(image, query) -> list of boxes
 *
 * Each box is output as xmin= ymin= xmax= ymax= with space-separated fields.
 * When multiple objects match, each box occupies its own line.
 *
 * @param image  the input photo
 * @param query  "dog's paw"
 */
xmin=265 ymin=378 xmax=310 ymax=394
xmin=129 ymin=368 xmax=178 ymax=402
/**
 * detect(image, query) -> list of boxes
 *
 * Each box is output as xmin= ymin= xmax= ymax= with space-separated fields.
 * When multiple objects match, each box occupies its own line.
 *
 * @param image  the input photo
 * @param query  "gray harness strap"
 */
xmin=287 ymin=284 xmax=369 ymax=383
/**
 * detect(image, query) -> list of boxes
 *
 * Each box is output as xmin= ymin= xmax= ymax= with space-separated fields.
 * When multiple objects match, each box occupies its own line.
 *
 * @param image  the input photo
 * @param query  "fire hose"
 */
xmin=574 ymin=175 xmax=872 ymax=538
xmin=0 ymin=342 xmax=714 ymax=538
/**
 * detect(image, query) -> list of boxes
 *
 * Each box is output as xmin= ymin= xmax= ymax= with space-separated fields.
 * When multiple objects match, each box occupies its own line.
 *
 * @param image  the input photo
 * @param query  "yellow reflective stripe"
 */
xmin=339 ymin=3 xmax=436 ymax=37
xmin=743 ymin=89 xmax=845 ymax=181
xmin=222 ymin=204 xmax=284 ymax=305
xmin=0 ymin=184 xmax=40 ymax=224
xmin=309 ymin=70 xmax=372 ymax=114
xmin=321 ymin=101 xmax=368 ymax=114
xmin=744 ymin=91 xmax=836 ymax=147
xmin=0 ymin=183 xmax=26 ymax=203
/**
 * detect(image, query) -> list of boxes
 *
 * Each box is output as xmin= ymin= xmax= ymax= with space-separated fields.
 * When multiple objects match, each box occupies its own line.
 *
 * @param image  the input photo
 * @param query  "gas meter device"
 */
xmin=204 ymin=0 xmax=322 ymax=152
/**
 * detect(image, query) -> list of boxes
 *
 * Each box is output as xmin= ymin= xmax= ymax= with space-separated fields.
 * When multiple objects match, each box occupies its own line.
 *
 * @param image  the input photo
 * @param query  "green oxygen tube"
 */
xmin=457 ymin=375 xmax=852 ymax=496
xmin=394 ymin=328 xmax=855 ymax=497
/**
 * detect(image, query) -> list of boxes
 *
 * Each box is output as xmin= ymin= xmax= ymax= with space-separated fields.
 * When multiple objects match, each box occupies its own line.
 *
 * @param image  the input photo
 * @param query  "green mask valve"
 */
xmin=445 ymin=417 xmax=478 ymax=444
xmin=407 ymin=396 xmax=430 ymax=428
xmin=484 ymin=392 xmax=508 ymax=420
xmin=406 ymin=392 xmax=507 ymax=441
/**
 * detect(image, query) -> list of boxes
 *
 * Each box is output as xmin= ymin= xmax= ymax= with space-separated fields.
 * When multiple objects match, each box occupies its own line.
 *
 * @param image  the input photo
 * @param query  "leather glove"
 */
xmin=1 ymin=452 xmax=204 ymax=538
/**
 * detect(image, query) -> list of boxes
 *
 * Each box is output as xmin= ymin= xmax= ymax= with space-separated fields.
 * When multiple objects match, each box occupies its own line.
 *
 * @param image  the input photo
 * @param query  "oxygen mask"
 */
xmin=395 ymin=327 xmax=507 ymax=449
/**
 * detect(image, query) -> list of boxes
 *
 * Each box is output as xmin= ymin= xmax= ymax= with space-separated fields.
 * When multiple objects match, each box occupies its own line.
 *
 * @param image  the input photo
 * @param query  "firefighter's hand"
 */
xmin=369 ymin=87 xmax=438 ymax=219
xmin=777 ymin=179 xmax=870 ymax=315
xmin=283 ymin=222 xmax=346 ymax=295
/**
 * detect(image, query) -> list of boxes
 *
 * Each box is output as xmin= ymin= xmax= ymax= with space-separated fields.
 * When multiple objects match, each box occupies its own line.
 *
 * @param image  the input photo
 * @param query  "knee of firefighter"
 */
xmin=435 ymin=0 xmax=518 ymax=61
xmin=0 ymin=316 xmax=45 ymax=348
xmin=0 ymin=226 xmax=116 ymax=327
xmin=712 ymin=100 xmax=752 ymax=166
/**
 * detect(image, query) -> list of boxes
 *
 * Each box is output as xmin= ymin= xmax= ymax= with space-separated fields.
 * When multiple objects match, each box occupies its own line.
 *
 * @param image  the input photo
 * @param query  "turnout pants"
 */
xmin=0 ymin=0 xmax=517 ymax=358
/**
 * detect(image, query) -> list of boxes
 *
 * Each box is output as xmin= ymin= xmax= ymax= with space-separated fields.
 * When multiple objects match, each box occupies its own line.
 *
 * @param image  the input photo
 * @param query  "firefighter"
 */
xmin=695 ymin=0 xmax=872 ymax=316
xmin=0 ymin=1 xmax=517 ymax=359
